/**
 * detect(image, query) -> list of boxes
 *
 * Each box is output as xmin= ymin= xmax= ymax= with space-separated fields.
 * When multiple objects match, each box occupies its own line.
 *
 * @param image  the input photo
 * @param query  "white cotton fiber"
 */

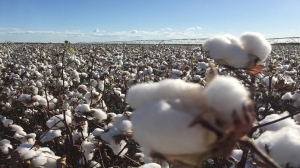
xmin=2 ymin=118 xmax=13 ymax=127
xmin=203 ymin=76 xmax=250 ymax=123
xmin=292 ymin=92 xmax=300 ymax=100
xmin=282 ymin=92 xmax=292 ymax=100
xmin=92 ymin=128 xmax=105 ymax=136
xmin=9 ymin=124 xmax=24 ymax=132
xmin=240 ymin=32 xmax=271 ymax=62
xmin=139 ymin=163 xmax=161 ymax=168
xmin=109 ymin=140 xmax=128 ymax=156
xmin=31 ymin=154 xmax=48 ymax=167
xmin=115 ymin=120 xmax=132 ymax=132
xmin=90 ymin=109 xmax=107 ymax=121
xmin=46 ymin=114 xmax=71 ymax=129
xmin=231 ymin=149 xmax=243 ymax=161
xmin=40 ymin=130 xmax=62 ymax=143
xmin=255 ymin=126 xmax=300 ymax=167
xmin=203 ymin=35 xmax=249 ymax=68
xmin=131 ymin=100 xmax=216 ymax=155
xmin=75 ymin=104 xmax=90 ymax=113
xmin=100 ymin=128 xmax=122 ymax=143
xmin=259 ymin=112 xmax=296 ymax=132
xmin=126 ymin=79 xmax=204 ymax=109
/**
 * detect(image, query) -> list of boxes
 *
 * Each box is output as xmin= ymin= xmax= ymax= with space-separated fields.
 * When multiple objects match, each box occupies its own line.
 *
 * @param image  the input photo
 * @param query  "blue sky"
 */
xmin=0 ymin=0 xmax=299 ymax=43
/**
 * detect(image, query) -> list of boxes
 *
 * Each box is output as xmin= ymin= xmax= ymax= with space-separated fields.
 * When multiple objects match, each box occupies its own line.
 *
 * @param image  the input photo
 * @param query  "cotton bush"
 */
xmin=0 ymin=39 xmax=299 ymax=167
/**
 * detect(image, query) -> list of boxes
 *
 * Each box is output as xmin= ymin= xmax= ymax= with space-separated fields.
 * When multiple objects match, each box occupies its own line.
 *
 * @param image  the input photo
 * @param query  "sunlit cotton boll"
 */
xmin=203 ymin=35 xmax=249 ymax=68
xmin=109 ymin=140 xmax=128 ymax=156
xmin=129 ymin=99 xmax=216 ymax=155
xmin=203 ymin=76 xmax=251 ymax=126
xmin=240 ymin=32 xmax=272 ymax=63
xmin=126 ymin=79 xmax=204 ymax=110
xmin=258 ymin=112 xmax=296 ymax=132
xmin=40 ymin=130 xmax=62 ymax=143
xmin=46 ymin=114 xmax=71 ymax=129
xmin=255 ymin=126 xmax=300 ymax=167
xmin=139 ymin=163 xmax=161 ymax=168
xmin=0 ymin=139 xmax=12 ymax=154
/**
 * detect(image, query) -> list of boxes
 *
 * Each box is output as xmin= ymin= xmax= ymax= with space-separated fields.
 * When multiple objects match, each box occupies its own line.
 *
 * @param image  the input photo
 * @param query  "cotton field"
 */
xmin=0 ymin=33 xmax=300 ymax=168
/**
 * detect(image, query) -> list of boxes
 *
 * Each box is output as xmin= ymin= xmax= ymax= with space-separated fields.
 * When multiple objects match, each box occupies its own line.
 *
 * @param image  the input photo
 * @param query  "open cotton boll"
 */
xmin=231 ymin=149 xmax=243 ymax=162
xmin=9 ymin=124 xmax=24 ymax=132
xmin=259 ymin=112 xmax=296 ymax=132
xmin=109 ymin=140 xmax=128 ymax=156
xmin=261 ymin=76 xmax=277 ymax=87
xmin=90 ymin=109 xmax=107 ymax=122
xmin=75 ymin=104 xmax=90 ymax=113
xmin=203 ymin=35 xmax=249 ymax=68
xmin=92 ymin=128 xmax=105 ymax=136
xmin=240 ymin=32 xmax=271 ymax=62
xmin=31 ymin=154 xmax=48 ymax=167
xmin=139 ymin=163 xmax=162 ymax=168
xmin=131 ymin=100 xmax=216 ymax=155
xmin=126 ymin=79 xmax=204 ymax=109
xmin=46 ymin=114 xmax=71 ymax=129
xmin=100 ymin=128 xmax=122 ymax=143
xmin=203 ymin=76 xmax=250 ymax=124
xmin=40 ymin=130 xmax=62 ymax=143
xmin=115 ymin=120 xmax=132 ymax=132
xmin=282 ymin=92 xmax=292 ymax=100
xmin=81 ymin=141 xmax=95 ymax=153
xmin=255 ymin=127 xmax=300 ymax=167
xmin=2 ymin=118 xmax=13 ymax=127
xmin=292 ymin=92 xmax=300 ymax=100
xmin=0 ymin=139 xmax=12 ymax=154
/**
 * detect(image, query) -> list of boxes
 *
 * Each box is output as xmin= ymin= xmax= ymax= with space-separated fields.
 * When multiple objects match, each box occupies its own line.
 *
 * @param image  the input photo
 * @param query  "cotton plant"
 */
xmin=255 ymin=126 xmax=300 ymax=167
xmin=203 ymin=32 xmax=271 ymax=69
xmin=126 ymin=74 xmax=255 ymax=167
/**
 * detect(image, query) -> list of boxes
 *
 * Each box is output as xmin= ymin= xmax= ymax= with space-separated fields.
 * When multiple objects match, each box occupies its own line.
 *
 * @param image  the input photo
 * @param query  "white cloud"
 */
xmin=8 ymin=30 xmax=84 ymax=36
xmin=0 ymin=27 xmax=19 ymax=31
xmin=162 ymin=28 xmax=172 ymax=31
xmin=186 ymin=26 xmax=202 ymax=31
xmin=92 ymin=29 xmax=105 ymax=33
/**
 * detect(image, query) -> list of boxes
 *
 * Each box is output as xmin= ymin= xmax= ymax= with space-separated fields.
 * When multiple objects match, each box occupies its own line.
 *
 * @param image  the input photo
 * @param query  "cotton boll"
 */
xmin=259 ymin=112 xmax=296 ymax=132
xmin=98 ymin=80 xmax=105 ymax=91
xmin=131 ymin=100 xmax=216 ymax=155
xmin=231 ymin=149 xmax=243 ymax=162
xmin=90 ymin=160 xmax=101 ymax=167
xmin=31 ymin=154 xmax=48 ymax=167
xmin=281 ymin=92 xmax=292 ymax=100
xmin=40 ymin=130 xmax=62 ymax=143
xmin=126 ymin=79 xmax=204 ymax=110
xmin=100 ymin=128 xmax=122 ymax=143
xmin=2 ymin=118 xmax=13 ymax=127
xmin=255 ymin=127 xmax=300 ymax=167
xmin=9 ymin=124 xmax=24 ymax=132
xmin=75 ymin=104 xmax=90 ymax=113
xmin=240 ymin=32 xmax=271 ymax=62
xmin=139 ymin=163 xmax=161 ymax=168
xmin=203 ymin=76 xmax=250 ymax=124
xmin=292 ymin=92 xmax=300 ymax=100
xmin=0 ymin=139 xmax=12 ymax=154
xmin=92 ymin=128 xmax=105 ymax=136
xmin=109 ymin=140 xmax=128 ymax=156
xmin=261 ymin=76 xmax=277 ymax=87
xmin=81 ymin=141 xmax=95 ymax=152
xmin=115 ymin=120 xmax=132 ymax=132
xmin=46 ymin=114 xmax=71 ymax=129
xmin=90 ymin=109 xmax=107 ymax=122
xmin=203 ymin=35 xmax=249 ymax=68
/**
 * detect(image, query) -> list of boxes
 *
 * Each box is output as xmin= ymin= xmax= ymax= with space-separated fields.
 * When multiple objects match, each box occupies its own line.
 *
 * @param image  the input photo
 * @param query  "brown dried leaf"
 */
xmin=248 ymin=64 xmax=264 ymax=75
xmin=57 ymin=154 xmax=67 ymax=168
xmin=274 ymin=79 xmax=294 ymax=91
